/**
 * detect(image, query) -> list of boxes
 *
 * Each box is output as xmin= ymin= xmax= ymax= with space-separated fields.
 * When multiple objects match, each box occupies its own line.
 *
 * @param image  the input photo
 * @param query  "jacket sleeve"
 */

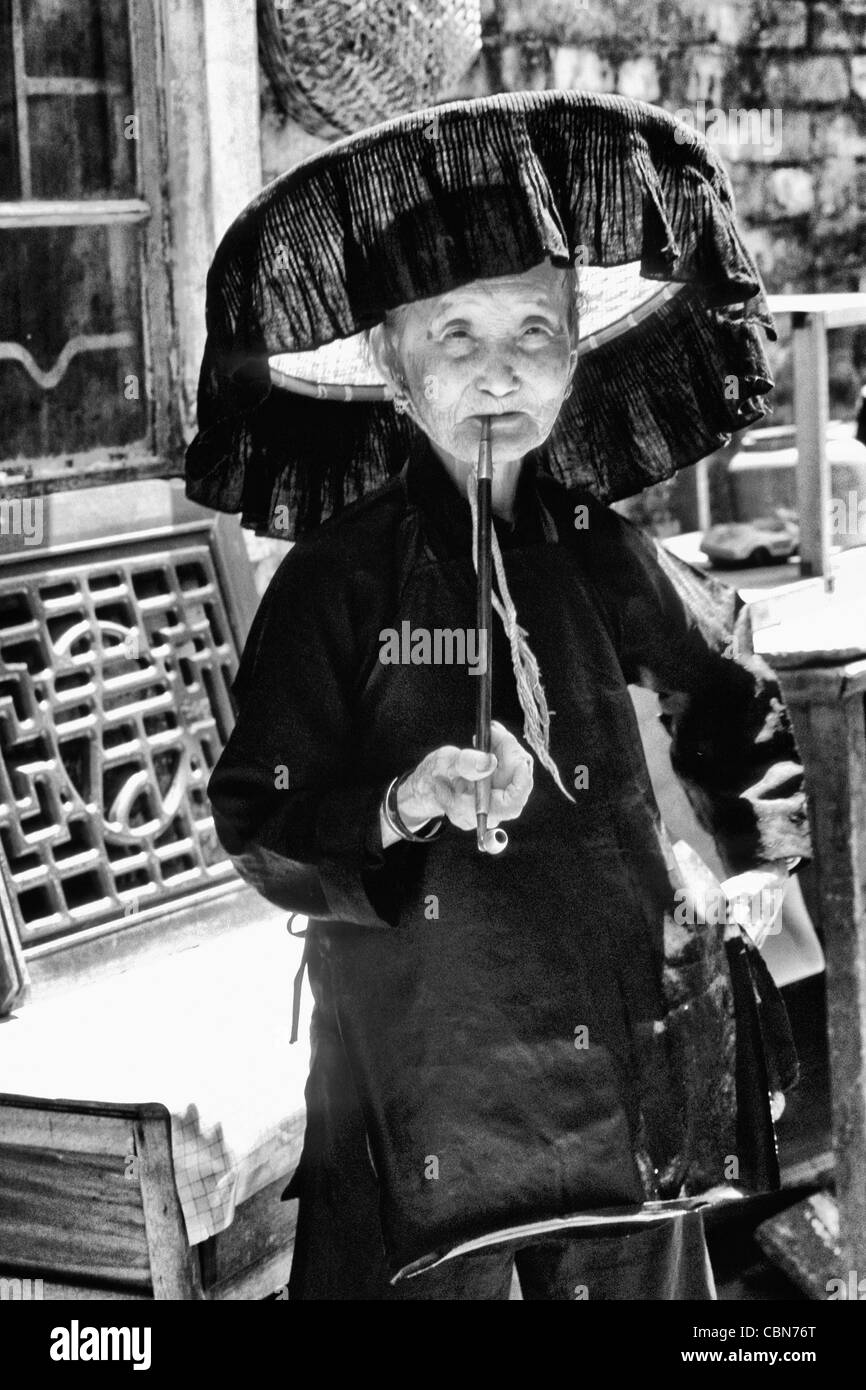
xmin=586 ymin=508 xmax=813 ymax=876
xmin=208 ymin=535 xmax=408 ymax=928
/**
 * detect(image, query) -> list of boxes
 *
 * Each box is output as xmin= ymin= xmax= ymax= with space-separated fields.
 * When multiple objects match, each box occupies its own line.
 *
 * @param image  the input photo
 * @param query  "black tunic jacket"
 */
xmin=209 ymin=434 xmax=811 ymax=1273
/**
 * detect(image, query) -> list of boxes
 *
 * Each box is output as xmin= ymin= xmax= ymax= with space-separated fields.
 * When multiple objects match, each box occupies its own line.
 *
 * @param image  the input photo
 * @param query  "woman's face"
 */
xmin=371 ymin=261 xmax=578 ymax=466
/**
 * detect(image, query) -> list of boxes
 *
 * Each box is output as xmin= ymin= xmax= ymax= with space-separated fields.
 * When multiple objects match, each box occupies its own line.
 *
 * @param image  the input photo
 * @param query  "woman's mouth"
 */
xmin=471 ymin=412 xmax=527 ymax=430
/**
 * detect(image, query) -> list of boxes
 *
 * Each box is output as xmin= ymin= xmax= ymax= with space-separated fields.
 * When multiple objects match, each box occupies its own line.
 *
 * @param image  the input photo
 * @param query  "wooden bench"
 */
xmin=0 ymin=1095 xmax=297 ymax=1300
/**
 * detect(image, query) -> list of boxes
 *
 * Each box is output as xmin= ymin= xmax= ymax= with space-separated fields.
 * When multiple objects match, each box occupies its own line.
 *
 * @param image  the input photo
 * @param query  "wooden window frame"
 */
xmin=0 ymin=0 xmax=183 ymax=496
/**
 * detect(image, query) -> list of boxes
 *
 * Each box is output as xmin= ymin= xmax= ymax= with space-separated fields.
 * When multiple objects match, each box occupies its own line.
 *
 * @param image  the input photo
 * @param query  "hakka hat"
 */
xmin=185 ymin=89 xmax=775 ymax=539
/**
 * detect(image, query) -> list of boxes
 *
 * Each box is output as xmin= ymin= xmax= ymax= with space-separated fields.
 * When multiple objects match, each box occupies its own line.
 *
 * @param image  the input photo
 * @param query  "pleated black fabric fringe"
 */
xmin=185 ymin=90 xmax=776 ymax=539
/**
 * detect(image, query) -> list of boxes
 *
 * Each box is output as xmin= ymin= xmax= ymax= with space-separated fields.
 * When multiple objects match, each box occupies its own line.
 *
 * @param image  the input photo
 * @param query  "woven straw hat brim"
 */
xmin=186 ymin=89 xmax=775 ymax=540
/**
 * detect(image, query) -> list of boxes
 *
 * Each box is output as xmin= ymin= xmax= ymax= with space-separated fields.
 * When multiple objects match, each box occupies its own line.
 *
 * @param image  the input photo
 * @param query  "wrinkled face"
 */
xmin=370 ymin=261 xmax=579 ymax=465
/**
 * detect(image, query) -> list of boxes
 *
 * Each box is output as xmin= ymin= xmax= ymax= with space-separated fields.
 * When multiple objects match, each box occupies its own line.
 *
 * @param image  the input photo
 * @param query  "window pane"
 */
xmin=0 ymin=0 xmax=136 ymax=199
xmin=0 ymin=224 xmax=148 ymax=458
xmin=21 ymin=0 xmax=133 ymax=83
xmin=28 ymin=92 xmax=136 ymax=199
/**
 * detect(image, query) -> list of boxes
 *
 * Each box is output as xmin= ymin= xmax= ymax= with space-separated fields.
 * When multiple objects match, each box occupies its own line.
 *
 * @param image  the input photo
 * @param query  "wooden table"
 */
xmin=751 ymin=550 xmax=866 ymax=1287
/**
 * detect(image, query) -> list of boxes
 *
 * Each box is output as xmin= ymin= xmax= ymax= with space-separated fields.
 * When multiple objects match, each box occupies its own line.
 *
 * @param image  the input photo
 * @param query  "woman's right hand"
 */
xmin=385 ymin=720 xmax=534 ymax=843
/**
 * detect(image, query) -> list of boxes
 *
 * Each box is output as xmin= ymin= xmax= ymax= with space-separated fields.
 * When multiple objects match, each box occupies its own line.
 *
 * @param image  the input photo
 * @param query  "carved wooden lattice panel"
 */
xmin=0 ymin=534 xmax=237 ymax=948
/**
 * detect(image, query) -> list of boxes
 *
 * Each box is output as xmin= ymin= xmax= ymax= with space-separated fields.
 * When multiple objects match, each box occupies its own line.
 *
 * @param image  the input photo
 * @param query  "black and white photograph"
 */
xmin=1 ymin=0 xmax=866 ymax=1352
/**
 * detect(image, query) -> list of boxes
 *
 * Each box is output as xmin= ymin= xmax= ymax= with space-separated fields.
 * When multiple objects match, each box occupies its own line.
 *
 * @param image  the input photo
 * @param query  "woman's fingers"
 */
xmin=466 ymin=725 xmax=534 ymax=826
xmin=450 ymin=748 xmax=498 ymax=782
xmin=486 ymin=722 xmax=533 ymax=817
xmin=487 ymin=775 xmax=533 ymax=823
xmin=431 ymin=772 xmax=484 ymax=827
xmin=422 ymin=749 xmax=492 ymax=829
xmin=403 ymin=729 xmax=534 ymax=831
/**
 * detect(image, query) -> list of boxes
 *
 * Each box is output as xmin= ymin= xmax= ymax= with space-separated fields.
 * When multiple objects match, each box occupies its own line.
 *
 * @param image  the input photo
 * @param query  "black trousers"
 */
xmin=287 ymin=947 xmax=717 ymax=1301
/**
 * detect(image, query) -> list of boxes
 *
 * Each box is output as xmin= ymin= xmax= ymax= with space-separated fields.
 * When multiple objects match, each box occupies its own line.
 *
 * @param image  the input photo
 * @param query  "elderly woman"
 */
xmin=191 ymin=92 xmax=810 ymax=1302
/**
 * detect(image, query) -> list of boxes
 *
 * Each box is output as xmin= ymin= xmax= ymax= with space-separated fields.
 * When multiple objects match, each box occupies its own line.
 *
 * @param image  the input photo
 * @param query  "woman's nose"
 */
xmin=476 ymin=351 xmax=520 ymax=398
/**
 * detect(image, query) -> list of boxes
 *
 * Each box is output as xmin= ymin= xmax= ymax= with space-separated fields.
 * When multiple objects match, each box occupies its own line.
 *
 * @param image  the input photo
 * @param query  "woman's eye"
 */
xmin=522 ymin=324 xmax=553 ymax=340
xmin=442 ymin=328 xmax=471 ymax=342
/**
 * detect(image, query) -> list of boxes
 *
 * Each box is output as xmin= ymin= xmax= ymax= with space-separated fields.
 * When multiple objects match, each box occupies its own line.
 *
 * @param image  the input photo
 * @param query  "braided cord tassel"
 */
xmin=468 ymin=465 xmax=575 ymax=804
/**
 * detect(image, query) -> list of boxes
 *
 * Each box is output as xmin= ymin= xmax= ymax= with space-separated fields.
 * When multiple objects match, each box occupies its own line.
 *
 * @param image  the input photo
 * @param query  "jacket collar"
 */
xmin=401 ymin=430 xmax=562 ymax=560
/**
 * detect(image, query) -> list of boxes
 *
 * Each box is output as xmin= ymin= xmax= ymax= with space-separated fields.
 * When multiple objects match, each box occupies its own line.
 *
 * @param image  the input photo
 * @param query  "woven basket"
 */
xmin=257 ymin=0 xmax=482 ymax=139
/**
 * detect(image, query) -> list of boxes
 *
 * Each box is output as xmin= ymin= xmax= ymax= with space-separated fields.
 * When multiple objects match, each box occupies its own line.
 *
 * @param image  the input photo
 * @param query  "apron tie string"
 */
xmin=287 ymin=915 xmax=311 ymax=1045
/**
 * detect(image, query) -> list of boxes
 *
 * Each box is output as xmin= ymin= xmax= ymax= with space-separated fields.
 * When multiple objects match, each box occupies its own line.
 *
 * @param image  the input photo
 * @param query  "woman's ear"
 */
xmin=367 ymin=323 xmax=400 ymax=394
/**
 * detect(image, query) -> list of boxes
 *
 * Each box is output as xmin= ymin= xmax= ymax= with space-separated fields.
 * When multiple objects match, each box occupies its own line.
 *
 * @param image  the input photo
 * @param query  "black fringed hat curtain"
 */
xmin=185 ymin=90 xmax=776 ymax=539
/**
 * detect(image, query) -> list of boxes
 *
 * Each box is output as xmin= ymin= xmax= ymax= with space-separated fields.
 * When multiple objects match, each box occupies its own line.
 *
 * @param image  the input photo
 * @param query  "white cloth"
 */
xmin=0 ymin=913 xmax=312 ymax=1246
